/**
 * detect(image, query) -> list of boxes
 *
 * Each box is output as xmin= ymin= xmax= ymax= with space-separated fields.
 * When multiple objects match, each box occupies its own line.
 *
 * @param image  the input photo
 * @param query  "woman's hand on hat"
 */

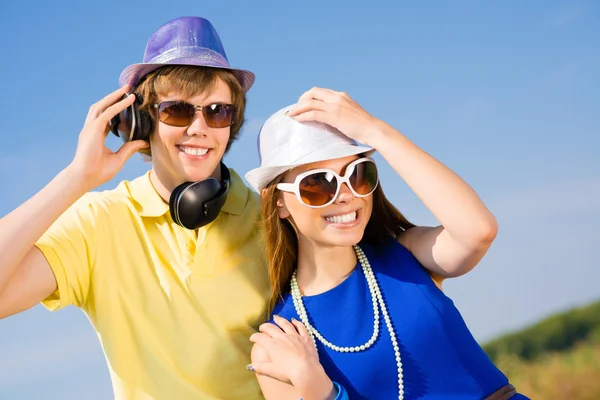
xmin=249 ymin=316 xmax=336 ymax=399
xmin=287 ymin=87 xmax=383 ymax=146
xmin=68 ymin=85 xmax=149 ymax=190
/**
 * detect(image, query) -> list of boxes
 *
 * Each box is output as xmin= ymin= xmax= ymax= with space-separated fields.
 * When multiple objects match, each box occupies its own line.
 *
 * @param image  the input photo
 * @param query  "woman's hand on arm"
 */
xmin=249 ymin=315 xmax=337 ymax=400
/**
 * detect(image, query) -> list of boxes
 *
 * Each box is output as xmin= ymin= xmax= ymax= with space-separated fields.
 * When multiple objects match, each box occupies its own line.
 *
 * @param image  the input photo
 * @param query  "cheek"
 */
xmin=363 ymin=197 xmax=374 ymax=222
xmin=154 ymin=125 xmax=181 ymax=148
xmin=287 ymin=205 xmax=323 ymax=232
xmin=216 ymin=128 xmax=231 ymax=147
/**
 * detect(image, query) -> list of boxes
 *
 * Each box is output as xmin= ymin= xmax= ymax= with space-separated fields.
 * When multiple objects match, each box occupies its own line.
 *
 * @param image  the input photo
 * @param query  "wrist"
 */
xmin=363 ymin=119 xmax=399 ymax=148
xmin=331 ymin=382 xmax=350 ymax=400
xmin=64 ymin=162 xmax=101 ymax=192
xmin=294 ymin=363 xmax=336 ymax=400
xmin=63 ymin=164 xmax=98 ymax=194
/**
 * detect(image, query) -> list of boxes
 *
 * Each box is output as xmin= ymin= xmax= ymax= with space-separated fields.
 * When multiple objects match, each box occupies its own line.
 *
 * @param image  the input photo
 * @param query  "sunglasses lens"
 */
xmin=158 ymin=102 xmax=195 ymax=127
xmin=350 ymin=160 xmax=378 ymax=195
xmin=298 ymin=172 xmax=338 ymax=206
xmin=204 ymin=104 xmax=235 ymax=128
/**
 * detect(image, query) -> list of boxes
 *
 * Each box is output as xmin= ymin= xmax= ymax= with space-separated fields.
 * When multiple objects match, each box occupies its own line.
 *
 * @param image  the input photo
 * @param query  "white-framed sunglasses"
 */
xmin=276 ymin=157 xmax=379 ymax=208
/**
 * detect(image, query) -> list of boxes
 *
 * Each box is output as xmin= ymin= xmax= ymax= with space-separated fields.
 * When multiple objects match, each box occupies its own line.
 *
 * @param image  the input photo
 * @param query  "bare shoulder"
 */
xmin=396 ymin=225 xmax=439 ymax=250
xmin=396 ymin=226 xmax=446 ymax=290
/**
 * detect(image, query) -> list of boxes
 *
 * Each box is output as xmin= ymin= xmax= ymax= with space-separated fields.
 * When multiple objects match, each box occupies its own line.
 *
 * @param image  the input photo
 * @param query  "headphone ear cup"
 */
xmin=170 ymin=180 xmax=221 ymax=230
xmin=109 ymin=94 xmax=149 ymax=143
xmin=129 ymin=93 xmax=152 ymax=142
xmin=169 ymin=182 xmax=188 ymax=227
xmin=169 ymin=164 xmax=231 ymax=230
xmin=133 ymin=108 xmax=153 ymax=142
xmin=110 ymin=104 xmax=133 ymax=142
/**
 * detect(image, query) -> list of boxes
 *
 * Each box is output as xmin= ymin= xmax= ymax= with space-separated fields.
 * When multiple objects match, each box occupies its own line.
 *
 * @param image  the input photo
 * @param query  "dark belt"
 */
xmin=484 ymin=384 xmax=518 ymax=400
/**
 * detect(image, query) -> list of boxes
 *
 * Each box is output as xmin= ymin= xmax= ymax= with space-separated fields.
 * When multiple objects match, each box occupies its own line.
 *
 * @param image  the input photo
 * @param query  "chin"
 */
xmin=182 ymin=166 xmax=218 ymax=182
xmin=319 ymin=231 xmax=365 ymax=248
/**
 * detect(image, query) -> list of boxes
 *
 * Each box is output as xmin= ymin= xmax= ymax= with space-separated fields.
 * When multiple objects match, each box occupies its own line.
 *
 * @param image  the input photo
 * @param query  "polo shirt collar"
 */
xmin=129 ymin=169 xmax=248 ymax=218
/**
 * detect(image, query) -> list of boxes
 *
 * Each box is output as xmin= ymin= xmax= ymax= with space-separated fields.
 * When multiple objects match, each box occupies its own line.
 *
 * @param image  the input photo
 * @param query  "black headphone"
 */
xmin=110 ymin=94 xmax=231 ymax=230
xmin=109 ymin=93 xmax=153 ymax=143
xmin=169 ymin=162 xmax=230 ymax=230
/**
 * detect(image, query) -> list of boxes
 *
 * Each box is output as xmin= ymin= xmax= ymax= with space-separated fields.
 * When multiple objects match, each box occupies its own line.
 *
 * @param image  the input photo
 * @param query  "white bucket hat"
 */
xmin=245 ymin=104 xmax=375 ymax=193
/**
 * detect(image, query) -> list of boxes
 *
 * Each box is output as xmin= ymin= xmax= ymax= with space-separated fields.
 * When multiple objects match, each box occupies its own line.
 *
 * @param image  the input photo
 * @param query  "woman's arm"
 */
xmin=370 ymin=122 xmax=498 ymax=280
xmin=288 ymin=88 xmax=498 ymax=280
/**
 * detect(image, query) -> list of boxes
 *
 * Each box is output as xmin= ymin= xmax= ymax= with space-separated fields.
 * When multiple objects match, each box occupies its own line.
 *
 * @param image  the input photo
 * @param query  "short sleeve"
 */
xmin=35 ymin=193 xmax=100 ymax=311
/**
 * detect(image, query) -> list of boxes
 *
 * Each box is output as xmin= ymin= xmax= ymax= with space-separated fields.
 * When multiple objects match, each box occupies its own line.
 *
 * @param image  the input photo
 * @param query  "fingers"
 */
xmin=97 ymin=92 xmax=137 ymax=127
xmin=86 ymin=85 xmax=131 ymax=123
xmin=251 ymin=317 xmax=308 ymax=347
xmin=291 ymin=110 xmax=330 ymax=124
xmin=273 ymin=315 xmax=300 ymax=335
xmin=298 ymin=87 xmax=340 ymax=103
xmin=287 ymin=99 xmax=332 ymax=125
xmin=286 ymin=99 xmax=329 ymax=117
xmin=116 ymin=140 xmax=149 ymax=164
xmin=250 ymin=332 xmax=276 ymax=348
xmin=258 ymin=321 xmax=288 ymax=340
xmin=290 ymin=318 xmax=311 ymax=339
xmin=247 ymin=361 xmax=289 ymax=383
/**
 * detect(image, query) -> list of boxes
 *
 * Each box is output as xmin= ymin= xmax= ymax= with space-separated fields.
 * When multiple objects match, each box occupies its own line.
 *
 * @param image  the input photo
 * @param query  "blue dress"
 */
xmin=273 ymin=239 xmax=529 ymax=399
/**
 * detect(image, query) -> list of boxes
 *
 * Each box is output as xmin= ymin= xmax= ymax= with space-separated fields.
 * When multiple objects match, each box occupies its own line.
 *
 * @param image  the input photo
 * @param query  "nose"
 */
xmin=186 ymin=110 xmax=208 ymax=137
xmin=334 ymin=183 xmax=355 ymax=204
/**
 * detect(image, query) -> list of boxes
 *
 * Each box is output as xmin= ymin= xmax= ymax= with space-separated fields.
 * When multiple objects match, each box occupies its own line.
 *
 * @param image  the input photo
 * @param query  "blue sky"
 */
xmin=1 ymin=1 xmax=598 ymax=398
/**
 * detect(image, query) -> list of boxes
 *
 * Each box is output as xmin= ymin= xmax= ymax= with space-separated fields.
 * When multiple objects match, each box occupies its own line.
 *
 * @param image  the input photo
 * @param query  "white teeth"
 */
xmin=180 ymin=146 xmax=209 ymax=156
xmin=325 ymin=211 xmax=357 ymax=224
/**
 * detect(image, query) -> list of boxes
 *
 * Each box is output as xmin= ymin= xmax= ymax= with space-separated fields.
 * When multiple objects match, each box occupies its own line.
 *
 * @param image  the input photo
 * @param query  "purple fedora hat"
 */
xmin=118 ymin=16 xmax=255 ymax=92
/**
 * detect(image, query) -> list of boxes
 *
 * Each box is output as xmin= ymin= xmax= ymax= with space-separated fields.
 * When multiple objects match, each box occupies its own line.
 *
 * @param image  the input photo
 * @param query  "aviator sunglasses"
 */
xmin=154 ymin=101 xmax=236 ymax=128
xmin=277 ymin=157 xmax=379 ymax=208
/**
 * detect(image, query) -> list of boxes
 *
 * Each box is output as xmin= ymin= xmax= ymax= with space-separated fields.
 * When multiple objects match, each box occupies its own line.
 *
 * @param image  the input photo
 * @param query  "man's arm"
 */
xmin=0 ymin=86 xmax=146 ymax=319
xmin=0 ymin=167 xmax=87 ymax=319
xmin=0 ymin=247 xmax=56 ymax=318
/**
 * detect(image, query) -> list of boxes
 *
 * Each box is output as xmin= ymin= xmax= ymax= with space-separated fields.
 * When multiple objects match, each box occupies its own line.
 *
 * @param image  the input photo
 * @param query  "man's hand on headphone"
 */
xmin=69 ymin=85 xmax=149 ymax=191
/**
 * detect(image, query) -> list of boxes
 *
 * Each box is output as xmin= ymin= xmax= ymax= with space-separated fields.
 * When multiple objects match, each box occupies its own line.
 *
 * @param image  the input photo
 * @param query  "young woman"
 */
xmin=245 ymin=88 xmax=528 ymax=400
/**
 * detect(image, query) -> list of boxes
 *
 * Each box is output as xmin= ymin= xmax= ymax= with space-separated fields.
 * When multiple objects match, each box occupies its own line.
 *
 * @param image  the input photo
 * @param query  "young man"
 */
xmin=0 ymin=17 xmax=269 ymax=399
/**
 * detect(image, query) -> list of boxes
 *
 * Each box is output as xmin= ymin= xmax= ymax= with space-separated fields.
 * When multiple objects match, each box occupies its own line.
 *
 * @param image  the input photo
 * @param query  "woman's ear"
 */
xmin=261 ymin=188 xmax=291 ymax=219
xmin=276 ymin=196 xmax=290 ymax=219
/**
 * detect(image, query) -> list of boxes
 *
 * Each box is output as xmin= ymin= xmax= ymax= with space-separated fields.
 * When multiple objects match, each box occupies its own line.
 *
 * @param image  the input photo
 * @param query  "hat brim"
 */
xmin=245 ymin=143 xmax=375 ymax=193
xmin=118 ymin=59 xmax=255 ymax=92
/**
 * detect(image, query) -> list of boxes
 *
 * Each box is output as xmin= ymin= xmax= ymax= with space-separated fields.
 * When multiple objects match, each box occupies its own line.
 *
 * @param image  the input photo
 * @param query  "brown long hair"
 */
xmin=134 ymin=65 xmax=246 ymax=157
xmin=261 ymin=166 xmax=415 ymax=313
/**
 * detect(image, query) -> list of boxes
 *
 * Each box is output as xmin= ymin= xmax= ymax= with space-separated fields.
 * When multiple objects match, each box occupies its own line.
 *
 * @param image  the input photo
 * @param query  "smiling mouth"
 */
xmin=178 ymin=145 xmax=209 ymax=157
xmin=324 ymin=210 xmax=359 ymax=224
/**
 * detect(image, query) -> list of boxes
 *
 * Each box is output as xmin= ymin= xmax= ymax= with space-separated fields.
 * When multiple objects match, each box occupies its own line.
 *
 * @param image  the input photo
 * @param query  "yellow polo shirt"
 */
xmin=35 ymin=169 xmax=269 ymax=400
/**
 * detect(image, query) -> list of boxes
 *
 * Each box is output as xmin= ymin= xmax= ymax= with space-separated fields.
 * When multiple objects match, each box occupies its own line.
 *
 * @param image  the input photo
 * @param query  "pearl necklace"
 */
xmin=290 ymin=245 xmax=405 ymax=399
